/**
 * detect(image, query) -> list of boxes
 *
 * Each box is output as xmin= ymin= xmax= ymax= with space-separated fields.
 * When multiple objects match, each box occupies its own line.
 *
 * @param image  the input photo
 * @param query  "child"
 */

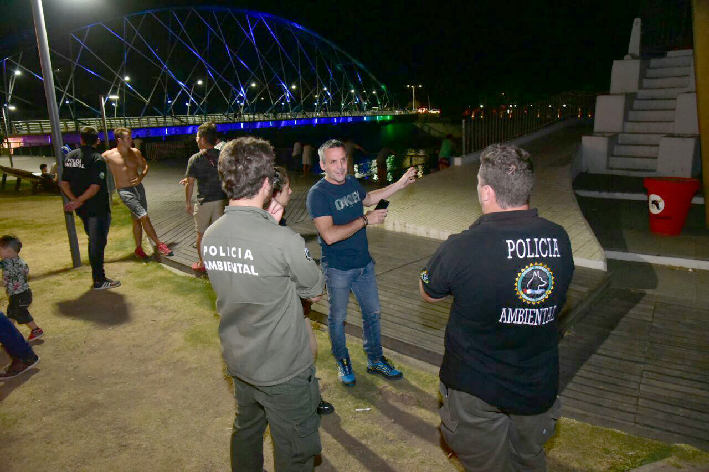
xmin=0 ymin=235 xmax=43 ymax=341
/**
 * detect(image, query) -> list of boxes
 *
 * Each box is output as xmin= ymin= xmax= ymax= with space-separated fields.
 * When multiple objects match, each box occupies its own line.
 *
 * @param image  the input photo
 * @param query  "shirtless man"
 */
xmin=103 ymin=127 xmax=172 ymax=258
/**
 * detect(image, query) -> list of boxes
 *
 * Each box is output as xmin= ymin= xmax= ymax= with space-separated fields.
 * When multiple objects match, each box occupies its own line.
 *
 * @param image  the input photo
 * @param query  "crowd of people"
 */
xmin=1 ymin=123 xmax=574 ymax=472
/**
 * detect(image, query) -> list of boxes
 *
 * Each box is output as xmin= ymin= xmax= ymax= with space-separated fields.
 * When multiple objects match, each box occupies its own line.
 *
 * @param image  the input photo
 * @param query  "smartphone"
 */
xmin=375 ymin=199 xmax=390 ymax=210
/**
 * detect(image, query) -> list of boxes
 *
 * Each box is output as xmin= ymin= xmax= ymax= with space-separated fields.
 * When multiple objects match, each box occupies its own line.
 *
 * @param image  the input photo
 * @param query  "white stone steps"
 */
xmin=642 ymin=76 xmax=689 ymax=89
xmin=645 ymin=66 xmax=691 ymax=78
xmin=636 ymin=87 xmax=687 ymax=99
xmin=632 ymin=98 xmax=677 ymax=110
xmin=617 ymin=133 xmax=664 ymax=145
xmin=666 ymin=49 xmax=693 ymax=57
xmin=609 ymin=156 xmax=658 ymax=171
xmin=628 ymin=110 xmax=676 ymax=122
xmin=649 ymin=55 xmax=692 ymax=68
xmin=624 ymin=121 xmax=674 ymax=133
xmin=602 ymin=168 xmax=658 ymax=177
xmin=613 ymin=144 xmax=659 ymax=158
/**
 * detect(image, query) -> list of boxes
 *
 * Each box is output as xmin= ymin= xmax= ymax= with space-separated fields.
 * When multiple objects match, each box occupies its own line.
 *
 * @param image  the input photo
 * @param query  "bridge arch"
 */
xmin=2 ymin=7 xmax=396 ymax=123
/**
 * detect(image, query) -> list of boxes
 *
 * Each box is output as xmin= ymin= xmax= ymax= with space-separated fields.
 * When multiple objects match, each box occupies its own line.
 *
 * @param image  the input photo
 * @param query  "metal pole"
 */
xmin=30 ymin=0 xmax=81 ymax=268
xmin=99 ymin=95 xmax=116 ymax=204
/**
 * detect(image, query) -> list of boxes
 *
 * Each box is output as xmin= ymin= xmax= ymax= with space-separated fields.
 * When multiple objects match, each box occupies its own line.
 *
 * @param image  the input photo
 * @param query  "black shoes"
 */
xmin=317 ymin=399 xmax=335 ymax=415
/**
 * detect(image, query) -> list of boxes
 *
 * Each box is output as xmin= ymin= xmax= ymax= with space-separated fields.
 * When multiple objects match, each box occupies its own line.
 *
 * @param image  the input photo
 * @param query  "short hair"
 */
xmin=114 ymin=127 xmax=131 ymax=141
xmin=40 ymin=164 xmax=47 ymax=171
xmin=318 ymin=139 xmax=345 ymax=163
xmin=0 ymin=235 xmax=22 ymax=253
xmin=478 ymin=144 xmax=534 ymax=208
xmin=219 ymin=137 xmax=275 ymax=200
xmin=197 ymin=122 xmax=218 ymax=145
xmin=272 ymin=166 xmax=290 ymax=197
xmin=80 ymin=126 xmax=99 ymax=145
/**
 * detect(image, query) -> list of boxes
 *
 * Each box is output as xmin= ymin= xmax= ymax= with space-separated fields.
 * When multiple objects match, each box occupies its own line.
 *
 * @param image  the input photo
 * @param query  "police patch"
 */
xmin=419 ymin=269 xmax=430 ymax=284
xmin=99 ymin=172 xmax=105 ymax=179
xmin=515 ymin=263 xmax=554 ymax=305
xmin=304 ymin=247 xmax=313 ymax=261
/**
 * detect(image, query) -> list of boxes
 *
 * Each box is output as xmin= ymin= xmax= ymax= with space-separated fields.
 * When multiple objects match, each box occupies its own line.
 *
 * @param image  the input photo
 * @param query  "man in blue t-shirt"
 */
xmin=306 ymin=139 xmax=417 ymax=387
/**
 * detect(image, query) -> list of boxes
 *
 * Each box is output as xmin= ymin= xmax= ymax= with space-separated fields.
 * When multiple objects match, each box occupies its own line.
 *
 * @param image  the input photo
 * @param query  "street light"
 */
xmin=7 ymin=105 xmax=17 ymax=111
xmin=14 ymin=70 xmax=22 ymax=76
xmin=187 ymin=80 xmax=203 ymax=115
xmin=108 ymin=94 xmax=119 ymax=117
xmin=30 ymin=0 xmax=81 ymax=267
xmin=124 ymin=76 xmax=131 ymax=81
xmin=406 ymin=84 xmax=423 ymax=112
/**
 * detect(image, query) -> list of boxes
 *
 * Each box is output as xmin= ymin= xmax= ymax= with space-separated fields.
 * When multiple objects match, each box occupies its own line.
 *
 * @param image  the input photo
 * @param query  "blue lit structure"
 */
xmin=1 ymin=7 xmax=396 ymax=125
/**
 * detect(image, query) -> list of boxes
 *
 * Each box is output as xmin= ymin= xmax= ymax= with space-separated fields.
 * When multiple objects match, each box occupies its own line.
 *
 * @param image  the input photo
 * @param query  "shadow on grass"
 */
xmin=320 ymin=413 xmax=397 ymax=472
xmin=0 ymin=369 xmax=40 ymax=403
xmin=55 ymin=289 xmax=130 ymax=326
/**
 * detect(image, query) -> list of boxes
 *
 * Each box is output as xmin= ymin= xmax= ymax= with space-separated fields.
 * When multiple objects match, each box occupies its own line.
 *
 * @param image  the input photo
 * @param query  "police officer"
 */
xmin=202 ymin=137 xmax=325 ymax=472
xmin=419 ymin=143 xmax=575 ymax=471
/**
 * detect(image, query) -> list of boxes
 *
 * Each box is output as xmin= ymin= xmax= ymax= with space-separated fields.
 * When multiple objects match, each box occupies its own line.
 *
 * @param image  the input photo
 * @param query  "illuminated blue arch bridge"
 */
xmin=2 ymin=7 xmax=409 ymax=143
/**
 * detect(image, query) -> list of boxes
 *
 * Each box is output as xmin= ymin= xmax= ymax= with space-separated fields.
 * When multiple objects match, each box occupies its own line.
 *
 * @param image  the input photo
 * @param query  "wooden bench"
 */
xmin=0 ymin=165 xmax=56 ymax=194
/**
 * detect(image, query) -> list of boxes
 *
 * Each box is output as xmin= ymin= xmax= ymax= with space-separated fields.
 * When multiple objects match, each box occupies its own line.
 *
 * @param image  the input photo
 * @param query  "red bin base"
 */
xmin=643 ymin=177 xmax=700 ymax=236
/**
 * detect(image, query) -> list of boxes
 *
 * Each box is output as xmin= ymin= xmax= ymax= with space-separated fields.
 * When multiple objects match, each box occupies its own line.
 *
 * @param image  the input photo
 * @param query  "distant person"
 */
xmin=185 ymin=123 xmax=227 ymax=272
xmin=60 ymin=126 xmax=120 ymax=290
xmin=376 ymin=147 xmax=397 ymax=185
xmin=271 ymin=166 xmax=334 ymax=415
xmin=438 ymin=134 xmax=456 ymax=169
xmin=0 ymin=311 xmax=40 ymax=380
xmin=419 ymin=144 xmax=575 ymax=471
xmin=344 ymin=137 xmax=366 ymax=176
xmin=203 ymin=137 xmax=325 ymax=471
xmin=292 ymin=140 xmax=302 ymax=172
xmin=38 ymin=164 xmax=56 ymax=190
xmin=302 ymin=142 xmax=315 ymax=176
xmin=103 ymin=127 xmax=172 ymax=259
xmin=307 ymin=139 xmax=416 ymax=387
xmin=0 ymin=235 xmax=43 ymax=341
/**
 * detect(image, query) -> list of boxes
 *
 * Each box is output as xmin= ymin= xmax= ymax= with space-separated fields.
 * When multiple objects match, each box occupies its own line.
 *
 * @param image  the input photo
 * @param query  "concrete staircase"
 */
xmin=608 ymin=50 xmax=693 ymax=176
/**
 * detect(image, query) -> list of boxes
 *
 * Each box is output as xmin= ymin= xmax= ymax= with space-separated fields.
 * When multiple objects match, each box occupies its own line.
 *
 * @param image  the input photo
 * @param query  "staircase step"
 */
xmin=602 ymin=168 xmax=657 ymax=177
xmin=613 ymin=144 xmax=659 ymax=158
xmin=609 ymin=156 xmax=658 ymax=170
xmin=666 ymin=49 xmax=693 ymax=57
xmin=645 ymin=66 xmax=691 ymax=78
xmin=624 ymin=121 xmax=674 ymax=133
xmin=636 ymin=87 xmax=687 ymax=99
xmin=649 ymin=56 xmax=691 ymax=68
xmin=642 ymin=76 xmax=689 ymax=89
xmin=628 ymin=110 xmax=676 ymax=122
xmin=617 ymin=133 xmax=664 ymax=145
xmin=632 ymin=98 xmax=676 ymax=110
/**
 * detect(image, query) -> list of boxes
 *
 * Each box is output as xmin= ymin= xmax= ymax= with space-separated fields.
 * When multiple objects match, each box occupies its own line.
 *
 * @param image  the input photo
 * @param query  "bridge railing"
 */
xmin=8 ymin=110 xmax=413 ymax=137
xmin=460 ymin=91 xmax=597 ymax=155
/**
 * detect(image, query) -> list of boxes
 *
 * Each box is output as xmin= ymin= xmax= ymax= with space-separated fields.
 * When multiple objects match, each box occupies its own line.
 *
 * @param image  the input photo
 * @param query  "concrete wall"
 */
xmin=656 ymin=137 xmax=701 ymax=177
xmin=610 ymin=59 xmax=645 ymax=94
xmin=593 ymin=94 xmax=630 ymax=133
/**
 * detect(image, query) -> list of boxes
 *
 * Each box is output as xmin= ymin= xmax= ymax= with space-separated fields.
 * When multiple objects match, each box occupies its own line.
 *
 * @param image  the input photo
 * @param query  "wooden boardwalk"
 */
xmin=559 ymin=289 xmax=709 ymax=451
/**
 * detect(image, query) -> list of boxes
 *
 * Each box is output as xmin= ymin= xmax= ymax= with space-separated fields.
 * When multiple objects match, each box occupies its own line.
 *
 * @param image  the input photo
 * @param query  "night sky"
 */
xmin=0 ymin=0 xmax=687 ymax=115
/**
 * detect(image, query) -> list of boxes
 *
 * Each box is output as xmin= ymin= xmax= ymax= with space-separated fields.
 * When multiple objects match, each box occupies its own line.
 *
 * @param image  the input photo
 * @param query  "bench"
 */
xmin=0 ymin=165 xmax=57 ymax=194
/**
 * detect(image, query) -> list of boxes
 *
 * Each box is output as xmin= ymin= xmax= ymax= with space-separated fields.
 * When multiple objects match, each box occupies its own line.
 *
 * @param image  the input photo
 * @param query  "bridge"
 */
xmin=2 ymin=7 xmax=406 ymax=145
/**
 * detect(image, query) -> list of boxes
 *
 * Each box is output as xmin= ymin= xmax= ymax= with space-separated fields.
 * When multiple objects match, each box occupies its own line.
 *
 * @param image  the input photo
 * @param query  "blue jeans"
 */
xmin=79 ymin=213 xmax=111 ymax=284
xmin=322 ymin=260 xmax=383 ymax=362
xmin=0 ymin=311 xmax=35 ymax=361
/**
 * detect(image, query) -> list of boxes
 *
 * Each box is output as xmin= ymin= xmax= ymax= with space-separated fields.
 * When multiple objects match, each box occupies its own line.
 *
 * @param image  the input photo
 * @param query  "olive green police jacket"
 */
xmin=203 ymin=206 xmax=324 ymax=386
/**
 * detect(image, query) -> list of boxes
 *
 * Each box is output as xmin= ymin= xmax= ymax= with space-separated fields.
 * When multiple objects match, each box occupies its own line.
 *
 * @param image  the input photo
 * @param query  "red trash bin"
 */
xmin=643 ymin=177 xmax=700 ymax=236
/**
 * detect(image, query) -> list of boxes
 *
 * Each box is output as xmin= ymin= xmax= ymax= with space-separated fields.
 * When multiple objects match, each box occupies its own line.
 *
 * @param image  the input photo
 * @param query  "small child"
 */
xmin=0 ymin=235 xmax=43 ymax=341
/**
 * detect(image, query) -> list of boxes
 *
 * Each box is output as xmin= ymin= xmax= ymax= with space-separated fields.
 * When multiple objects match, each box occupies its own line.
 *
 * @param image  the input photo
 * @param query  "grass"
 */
xmin=1 ymin=179 xmax=708 ymax=471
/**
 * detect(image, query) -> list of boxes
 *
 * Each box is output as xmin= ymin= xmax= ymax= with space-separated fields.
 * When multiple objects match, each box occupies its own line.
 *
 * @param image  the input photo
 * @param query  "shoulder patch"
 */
xmin=419 ymin=269 xmax=430 ymax=284
xmin=304 ymin=247 xmax=313 ymax=262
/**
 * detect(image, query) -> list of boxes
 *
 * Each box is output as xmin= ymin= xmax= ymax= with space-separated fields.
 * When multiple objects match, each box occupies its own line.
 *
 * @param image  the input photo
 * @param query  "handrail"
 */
xmin=8 ymin=109 xmax=413 ymax=136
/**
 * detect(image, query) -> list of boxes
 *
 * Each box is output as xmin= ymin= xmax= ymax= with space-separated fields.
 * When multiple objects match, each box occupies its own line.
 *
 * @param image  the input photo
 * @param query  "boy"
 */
xmin=0 ymin=235 xmax=43 ymax=341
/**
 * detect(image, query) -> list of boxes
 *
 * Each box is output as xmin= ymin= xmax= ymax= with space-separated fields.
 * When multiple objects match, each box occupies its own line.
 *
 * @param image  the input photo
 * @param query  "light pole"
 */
xmin=187 ymin=80 xmax=203 ymax=116
xmin=30 ymin=0 xmax=81 ymax=268
xmin=406 ymin=84 xmax=423 ymax=112
xmin=108 ymin=94 xmax=119 ymax=118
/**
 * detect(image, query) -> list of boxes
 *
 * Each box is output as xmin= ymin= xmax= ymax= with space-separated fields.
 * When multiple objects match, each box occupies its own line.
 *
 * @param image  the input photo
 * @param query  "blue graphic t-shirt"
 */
xmin=306 ymin=175 xmax=371 ymax=270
